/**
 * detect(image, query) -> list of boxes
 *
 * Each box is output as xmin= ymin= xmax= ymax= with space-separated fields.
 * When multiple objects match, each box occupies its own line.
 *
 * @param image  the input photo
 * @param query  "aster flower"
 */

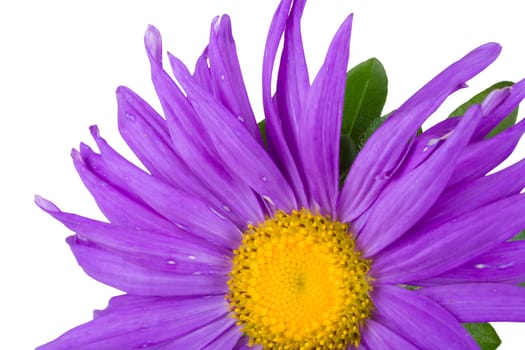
xmin=37 ymin=0 xmax=525 ymax=349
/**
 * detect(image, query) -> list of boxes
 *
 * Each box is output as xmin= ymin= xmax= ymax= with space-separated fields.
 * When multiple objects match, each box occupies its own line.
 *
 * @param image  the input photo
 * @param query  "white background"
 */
xmin=1 ymin=0 xmax=524 ymax=349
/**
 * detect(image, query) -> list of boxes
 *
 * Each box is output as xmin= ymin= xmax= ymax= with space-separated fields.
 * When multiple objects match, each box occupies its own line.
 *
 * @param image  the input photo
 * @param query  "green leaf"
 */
xmin=463 ymin=323 xmax=501 ymax=350
xmin=511 ymin=230 xmax=525 ymax=241
xmin=339 ymin=134 xmax=358 ymax=185
xmin=449 ymin=81 xmax=518 ymax=137
xmin=258 ymin=119 xmax=266 ymax=145
xmin=342 ymin=58 xmax=388 ymax=140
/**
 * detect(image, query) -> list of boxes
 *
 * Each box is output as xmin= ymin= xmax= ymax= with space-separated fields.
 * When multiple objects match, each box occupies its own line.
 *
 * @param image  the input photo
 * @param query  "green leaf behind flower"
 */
xmin=449 ymin=81 xmax=518 ymax=137
xmin=258 ymin=119 xmax=266 ymax=145
xmin=463 ymin=323 xmax=501 ymax=350
xmin=339 ymin=58 xmax=388 ymax=181
xmin=342 ymin=58 xmax=388 ymax=139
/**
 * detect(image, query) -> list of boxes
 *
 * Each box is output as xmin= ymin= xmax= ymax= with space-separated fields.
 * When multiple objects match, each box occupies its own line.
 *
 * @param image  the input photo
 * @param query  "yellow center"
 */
xmin=227 ymin=209 xmax=373 ymax=349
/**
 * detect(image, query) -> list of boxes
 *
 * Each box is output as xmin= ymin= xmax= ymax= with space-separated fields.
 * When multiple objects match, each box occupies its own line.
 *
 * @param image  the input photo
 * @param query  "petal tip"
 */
xmin=145 ymin=25 xmax=162 ymax=63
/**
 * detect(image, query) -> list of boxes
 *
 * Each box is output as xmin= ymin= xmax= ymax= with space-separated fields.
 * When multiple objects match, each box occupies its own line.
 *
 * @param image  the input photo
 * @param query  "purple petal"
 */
xmin=372 ymin=285 xmax=478 ymax=350
xmin=275 ymin=0 xmax=309 ymax=138
xmin=71 ymin=149 xmax=182 ymax=234
xmin=207 ymin=15 xmax=261 ymax=143
xmin=472 ymin=78 xmax=525 ymax=140
xmin=399 ymin=117 xmax=459 ymax=174
xmin=420 ymin=241 xmax=525 ymax=285
xmin=117 ymin=86 xmax=209 ymax=196
xmin=337 ymin=43 xmax=501 ymax=222
xmin=419 ymin=283 xmax=525 ymax=322
xmin=193 ymin=47 xmax=213 ymax=92
xmin=296 ymin=14 xmax=352 ymax=214
xmin=422 ymin=157 xmax=525 ymax=226
xmin=67 ymin=236 xmax=228 ymax=296
xmin=80 ymin=128 xmax=242 ymax=249
xmin=37 ymin=294 xmax=228 ymax=350
xmin=360 ymin=319 xmax=418 ymax=349
xmin=36 ymin=197 xmax=231 ymax=275
xmin=201 ymin=325 xmax=244 ymax=349
xmin=169 ymin=53 xmax=297 ymax=212
xmin=262 ymin=0 xmax=309 ymax=206
xmin=447 ymin=119 xmax=525 ymax=188
xmin=158 ymin=316 xmax=236 ymax=349
xmin=145 ymin=25 xmax=265 ymax=225
xmin=356 ymin=105 xmax=481 ymax=256
xmin=373 ymin=194 xmax=525 ymax=284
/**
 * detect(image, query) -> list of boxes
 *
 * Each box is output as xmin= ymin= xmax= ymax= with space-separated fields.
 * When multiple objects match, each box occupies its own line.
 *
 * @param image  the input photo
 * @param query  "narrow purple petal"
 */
xmin=37 ymin=295 xmax=228 ymax=350
xmin=297 ymin=14 xmax=352 ymax=214
xmin=71 ymin=149 xmax=182 ymax=234
xmin=472 ymin=78 xmax=525 ymax=140
xmin=145 ymin=25 xmax=265 ymax=225
xmin=356 ymin=105 xmax=481 ymax=256
xmin=360 ymin=319 xmax=418 ymax=350
xmin=447 ymin=119 xmax=525 ymax=187
xmin=169 ymin=53 xmax=297 ymax=212
xmin=117 ymin=86 xmax=209 ymax=196
xmin=193 ymin=47 xmax=213 ymax=92
xmin=399 ymin=117 xmax=459 ymax=174
xmin=337 ymin=43 xmax=501 ymax=222
xmin=419 ymin=283 xmax=525 ymax=322
xmin=158 ymin=316 xmax=235 ymax=349
xmin=67 ymin=236 xmax=228 ymax=296
xmin=275 ymin=0 xmax=309 ymax=137
xmin=36 ymin=197 xmax=231 ymax=275
xmin=420 ymin=241 xmax=525 ymax=285
xmin=81 ymin=128 xmax=242 ymax=249
xmin=373 ymin=194 xmax=525 ymax=284
xmin=207 ymin=15 xmax=261 ymax=143
xmin=422 ymin=157 xmax=525 ymax=225
xmin=262 ymin=0 xmax=309 ymax=206
xmin=201 ymin=324 xmax=243 ymax=349
xmin=372 ymin=285 xmax=478 ymax=350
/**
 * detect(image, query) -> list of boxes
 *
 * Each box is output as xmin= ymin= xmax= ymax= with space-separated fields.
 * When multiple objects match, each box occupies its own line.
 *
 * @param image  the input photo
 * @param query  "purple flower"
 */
xmin=37 ymin=0 xmax=525 ymax=349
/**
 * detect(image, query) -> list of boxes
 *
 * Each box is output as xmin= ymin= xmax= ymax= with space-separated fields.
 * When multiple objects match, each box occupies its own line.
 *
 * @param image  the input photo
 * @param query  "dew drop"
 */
xmin=427 ymin=138 xmax=440 ymax=147
xmin=175 ymin=223 xmax=191 ymax=232
xmin=188 ymin=255 xmax=197 ymax=260
xmin=167 ymin=259 xmax=176 ymax=265
xmin=135 ymin=226 xmax=142 ymax=231
xmin=192 ymin=271 xmax=202 ymax=276
xmin=125 ymin=113 xmax=135 ymax=121
xmin=237 ymin=115 xmax=245 ymax=122
xmin=261 ymin=176 xmax=268 ymax=182
xmin=209 ymin=206 xmax=227 ymax=220
xmin=223 ymin=204 xmax=231 ymax=212
xmin=475 ymin=263 xmax=487 ymax=269
xmin=220 ymin=74 xmax=225 ymax=81
xmin=261 ymin=195 xmax=275 ymax=207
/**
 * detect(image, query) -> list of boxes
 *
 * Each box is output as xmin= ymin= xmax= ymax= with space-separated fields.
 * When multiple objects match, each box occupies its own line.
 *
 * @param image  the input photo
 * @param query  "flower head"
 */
xmin=38 ymin=0 xmax=525 ymax=349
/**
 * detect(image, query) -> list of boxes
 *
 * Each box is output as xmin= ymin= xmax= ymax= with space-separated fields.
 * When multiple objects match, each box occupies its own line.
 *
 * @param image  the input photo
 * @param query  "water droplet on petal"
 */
xmin=237 ymin=115 xmax=245 ymax=122
xmin=192 ymin=271 xmax=202 ymax=275
xmin=222 ymin=205 xmax=231 ymax=212
xmin=261 ymin=176 xmax=268 ymax=182
xmin=261 ymin=195 xmax=275 ymax=207
xmin=188 ymin=255 xmax=197 ymax=260
xmin=475 ymin=263 xmax=487 ymax=269
xmin=167 ymin=259 xmax=176 ymax=265
xmin=125 ymin=113 xmax=135 ymax=121
xmin=209 ymin=206 xmax=227 ymax=220
xmin=220 ymin=74 xmax=225 ymax=81
xmin=175 ymin=223 xmax=191 ymax=232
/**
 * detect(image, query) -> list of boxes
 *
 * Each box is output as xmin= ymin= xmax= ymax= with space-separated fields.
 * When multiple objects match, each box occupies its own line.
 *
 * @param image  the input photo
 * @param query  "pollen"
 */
xmin=226 ymin=209 xmax=373 ymax=349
